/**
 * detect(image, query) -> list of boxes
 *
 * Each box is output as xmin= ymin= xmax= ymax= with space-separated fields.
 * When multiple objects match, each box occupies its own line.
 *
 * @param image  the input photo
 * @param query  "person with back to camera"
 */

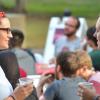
xmin=55 ymin=16 xmax=81 ymax=56
xmin=37 ymin=51 xmax=86 ymax=100
xmin=9 ymin=29 xmax=37 ymax=75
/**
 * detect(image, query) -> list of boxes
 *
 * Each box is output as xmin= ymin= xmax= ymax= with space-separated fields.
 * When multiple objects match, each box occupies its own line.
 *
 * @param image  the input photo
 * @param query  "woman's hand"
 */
xmin=13 ymin=83 xmax=34 ymax=100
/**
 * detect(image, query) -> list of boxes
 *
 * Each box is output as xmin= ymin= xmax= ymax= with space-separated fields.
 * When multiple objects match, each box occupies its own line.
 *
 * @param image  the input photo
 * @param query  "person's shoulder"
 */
xmin=44 ymin=80 xmax=60 ymax=96
xmin=0 ymin=49 xmax=16 ymax=58
xmin=12 ymin=48 xmax=31 ymax=56
xmin=46 ymin=79 xmax=61 ymax=90
xmin=51 ymin=79 xmax=67 ymax=88
xmin=0 ymin=49 xmax=14 ymax=54
xmin=90 ymin=50 xmax=100 ymax=57
xmin=89 ymin=71 xmax=100 ymax=82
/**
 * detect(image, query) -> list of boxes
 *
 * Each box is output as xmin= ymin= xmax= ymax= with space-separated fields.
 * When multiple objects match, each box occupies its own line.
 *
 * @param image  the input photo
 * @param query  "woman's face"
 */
xmin=0 ymin=18 xmax=12 ymax=49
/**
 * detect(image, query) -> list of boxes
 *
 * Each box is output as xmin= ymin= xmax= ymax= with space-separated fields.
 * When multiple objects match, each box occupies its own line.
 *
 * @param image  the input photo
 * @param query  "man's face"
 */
xmin=64 ymin=17 xmax=78 ymax=37
xmin=0 ymin=18 xmax=12 ymax=49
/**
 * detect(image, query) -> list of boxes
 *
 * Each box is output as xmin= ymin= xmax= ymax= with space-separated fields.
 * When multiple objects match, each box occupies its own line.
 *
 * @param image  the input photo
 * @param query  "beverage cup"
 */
xmin=19 ymin=77 xmax=33 ymax=86
xmin=78 ymin=82 xmax=93 ymax=89
xmin=78 ymin=82 xmax=95 ymax=100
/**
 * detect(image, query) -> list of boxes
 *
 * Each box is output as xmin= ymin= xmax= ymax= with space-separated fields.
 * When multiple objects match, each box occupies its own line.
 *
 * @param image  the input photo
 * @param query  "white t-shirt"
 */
xmin=0 ymin=66 xmax=13 ymax=100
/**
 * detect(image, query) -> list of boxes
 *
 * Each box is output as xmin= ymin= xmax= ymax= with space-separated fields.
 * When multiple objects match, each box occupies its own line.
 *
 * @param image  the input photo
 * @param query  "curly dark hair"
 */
xmin=86 ymin=26 xmax=97 ymax=46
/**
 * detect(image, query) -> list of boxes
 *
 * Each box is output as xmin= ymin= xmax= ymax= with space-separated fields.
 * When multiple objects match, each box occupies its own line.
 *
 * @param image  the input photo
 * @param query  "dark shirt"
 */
xmin=89 ymin=50 xmax=100 ymax=71
xmin=0 ymin=50 xmax=38 ymax=100
xmin=0 ymin=50 xmax=20 ymax=89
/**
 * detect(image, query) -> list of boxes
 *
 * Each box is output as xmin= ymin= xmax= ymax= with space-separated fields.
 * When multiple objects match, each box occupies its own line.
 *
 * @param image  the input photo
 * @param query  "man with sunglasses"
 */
xmin=55 ymin=16 xmax=81 ymax=56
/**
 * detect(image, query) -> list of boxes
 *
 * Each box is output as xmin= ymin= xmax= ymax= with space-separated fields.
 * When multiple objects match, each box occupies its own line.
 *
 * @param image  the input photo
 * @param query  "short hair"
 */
xmin=86 ymin=26 xmax=97 ymax=46
xmin=56 ymin=51 xmax=79 ymax=77
xmin=75 ymin=50 xmax=92 ymax=69
xmin=9 ymin=29 xmax=24 ymax=48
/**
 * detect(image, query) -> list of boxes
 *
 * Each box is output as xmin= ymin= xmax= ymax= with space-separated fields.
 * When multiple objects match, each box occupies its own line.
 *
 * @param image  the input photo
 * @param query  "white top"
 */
xmin=0 ymin=66 xmax=13 ymax=100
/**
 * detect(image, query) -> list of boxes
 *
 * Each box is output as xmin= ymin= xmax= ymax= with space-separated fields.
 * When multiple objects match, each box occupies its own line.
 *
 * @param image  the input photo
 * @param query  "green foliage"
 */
xmin=24 ymin=0 xmax=100 ymax=18
xmin=0 ymin=0 xmax=100 ymax=18
xmin=0 ymin=0 xmax=15 ymax=9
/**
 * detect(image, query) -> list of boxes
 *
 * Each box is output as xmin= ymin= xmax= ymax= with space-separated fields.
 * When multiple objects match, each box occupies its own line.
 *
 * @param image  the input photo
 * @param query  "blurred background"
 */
xmin=0 ymin=0 xmax=100 ymax=53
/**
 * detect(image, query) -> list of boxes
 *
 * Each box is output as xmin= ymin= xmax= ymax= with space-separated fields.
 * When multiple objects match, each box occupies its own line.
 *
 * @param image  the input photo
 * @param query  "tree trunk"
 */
xmin=15 ymin=0 xmax=26 ymax=12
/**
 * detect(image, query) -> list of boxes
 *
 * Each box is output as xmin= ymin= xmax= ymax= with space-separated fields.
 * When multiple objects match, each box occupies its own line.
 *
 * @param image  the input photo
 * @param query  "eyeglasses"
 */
xmin=65 ymin=23 xmax=77 ymax=28
xmin=0 ymin=28 xmax=11 ymax=33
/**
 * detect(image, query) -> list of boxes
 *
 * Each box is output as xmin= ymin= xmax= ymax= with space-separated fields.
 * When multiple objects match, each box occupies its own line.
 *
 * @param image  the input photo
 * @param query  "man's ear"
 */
xmin=56 ymin=65 xmax=63 ymax=80
xmin=56 ymin=65 xmax=61 ymax=73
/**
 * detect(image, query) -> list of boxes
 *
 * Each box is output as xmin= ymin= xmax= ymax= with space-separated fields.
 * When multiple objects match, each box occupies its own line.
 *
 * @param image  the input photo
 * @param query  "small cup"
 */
xmin=78 ymin=82 xmax=93 ymax=89
xmin=19 ymin=77 xmax=33 ymax=86
xmin=78 ymin=82 xmax=94 ymax=100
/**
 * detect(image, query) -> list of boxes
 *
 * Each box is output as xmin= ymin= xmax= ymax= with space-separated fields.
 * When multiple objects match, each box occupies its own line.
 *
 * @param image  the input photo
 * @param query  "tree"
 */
xmin=15 ymin=0 xmax=26 ymax=12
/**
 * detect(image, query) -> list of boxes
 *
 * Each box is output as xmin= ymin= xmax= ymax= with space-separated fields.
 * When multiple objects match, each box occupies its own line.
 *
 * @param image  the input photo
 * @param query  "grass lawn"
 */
xmin=25 ymin=0 xmax=100 ymax=18
xmin=1 ymin=0 xmax=100 ymax=18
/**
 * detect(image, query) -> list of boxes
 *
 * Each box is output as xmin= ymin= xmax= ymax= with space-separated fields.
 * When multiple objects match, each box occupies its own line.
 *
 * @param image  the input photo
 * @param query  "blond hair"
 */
xmin=96 ymin=16 xmax=100 ymax=29
xmin=75 ymin=50 xmax=92 ymax=69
